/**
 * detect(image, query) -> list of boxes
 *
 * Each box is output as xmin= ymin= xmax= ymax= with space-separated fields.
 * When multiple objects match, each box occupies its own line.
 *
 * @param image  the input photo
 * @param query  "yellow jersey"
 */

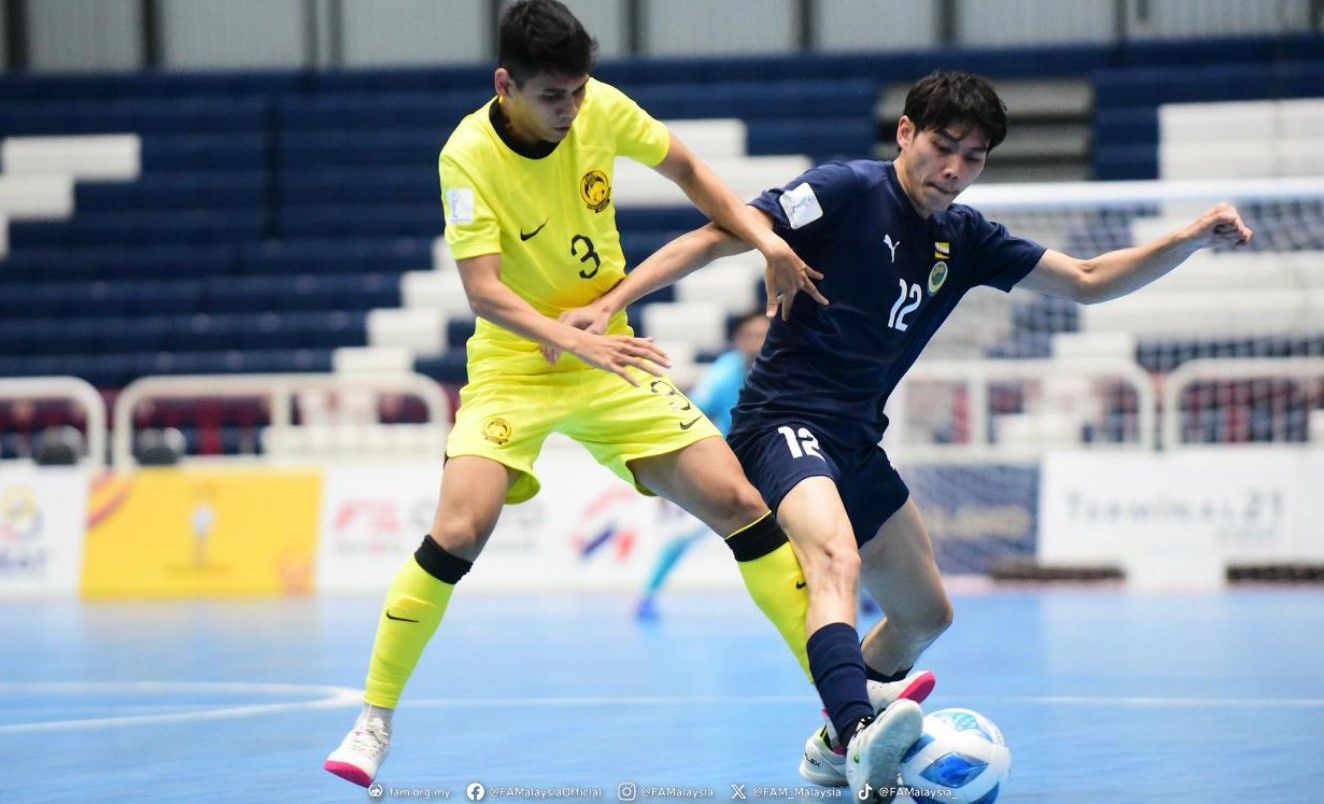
xmin=439 ymin=79 xmax=671 ymax=379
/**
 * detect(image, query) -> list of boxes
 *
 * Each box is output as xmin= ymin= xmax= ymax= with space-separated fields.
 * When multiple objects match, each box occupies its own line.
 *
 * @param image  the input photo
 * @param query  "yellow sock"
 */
xmin=728 ymin=515 xmax=812 ymax=681
xmin=363 ymin=556 xmax=457 ymax=708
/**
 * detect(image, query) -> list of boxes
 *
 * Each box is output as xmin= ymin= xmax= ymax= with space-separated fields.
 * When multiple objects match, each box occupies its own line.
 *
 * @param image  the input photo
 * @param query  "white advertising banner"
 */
xmin=0 ymin=465 xmax=90 ymax=598
xmin=316 ymin=436 xmax=743 ymax=593
xmin=1040 ymin=449 xmax=1324 ymax=585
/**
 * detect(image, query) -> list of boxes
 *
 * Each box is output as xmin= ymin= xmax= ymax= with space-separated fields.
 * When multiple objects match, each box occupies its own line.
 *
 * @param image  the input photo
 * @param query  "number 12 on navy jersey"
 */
xmin=888 ymin=279 xmax=923 ymax=332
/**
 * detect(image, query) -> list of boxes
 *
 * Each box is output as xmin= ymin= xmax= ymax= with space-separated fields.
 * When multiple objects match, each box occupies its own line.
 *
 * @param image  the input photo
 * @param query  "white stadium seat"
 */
xmin=614 ymin=155 xmax=811 ymax=207
xmin=641 ymin=301 xmax=727 ymax=353
xmin=1 ymin=134 xmax=141 ymax=182
xmin=367 ymin=307 xmax=446 ymax=357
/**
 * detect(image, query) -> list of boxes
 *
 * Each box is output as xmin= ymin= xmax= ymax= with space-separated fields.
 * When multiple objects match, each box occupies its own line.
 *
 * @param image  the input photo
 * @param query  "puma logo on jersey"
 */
xmin=883 ymin=234 xmax=900 ymax=263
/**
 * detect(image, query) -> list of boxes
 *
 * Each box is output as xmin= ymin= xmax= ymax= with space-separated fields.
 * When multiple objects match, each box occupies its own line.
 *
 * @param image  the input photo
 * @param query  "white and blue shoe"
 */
xmin=798 ymin=670 xmax=935 ymax=788
xmin=844 ymin=699 xmax=924 ymax=803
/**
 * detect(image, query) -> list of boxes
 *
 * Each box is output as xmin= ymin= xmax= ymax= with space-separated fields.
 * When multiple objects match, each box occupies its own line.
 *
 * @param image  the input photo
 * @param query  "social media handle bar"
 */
xmin=616 ymin=783 xmax=716 ymax=801
xmin=731 ymin=785 xmax=845 ymax=799
xmin=466 ymin=781 xmax=605 ymax=800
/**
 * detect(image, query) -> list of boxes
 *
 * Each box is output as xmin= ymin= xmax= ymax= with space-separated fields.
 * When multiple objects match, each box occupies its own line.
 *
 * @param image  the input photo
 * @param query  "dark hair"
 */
xmin=728 ymin=309 xmax=768 ymax=339
xmin=498 ymin=0 xmax=597 ymax=85
xmin=901 ymin=71 xmax=1007 ymax=150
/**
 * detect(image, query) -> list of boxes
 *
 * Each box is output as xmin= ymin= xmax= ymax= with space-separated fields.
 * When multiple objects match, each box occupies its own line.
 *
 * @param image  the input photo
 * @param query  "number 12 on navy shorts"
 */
xmin=728 ymin=421 xmax=910 ymax=546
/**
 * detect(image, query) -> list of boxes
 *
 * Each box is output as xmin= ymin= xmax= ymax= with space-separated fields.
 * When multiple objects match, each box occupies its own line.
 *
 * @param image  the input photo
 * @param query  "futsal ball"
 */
xmin=896 ymin=708 xmax=1010 ymax=804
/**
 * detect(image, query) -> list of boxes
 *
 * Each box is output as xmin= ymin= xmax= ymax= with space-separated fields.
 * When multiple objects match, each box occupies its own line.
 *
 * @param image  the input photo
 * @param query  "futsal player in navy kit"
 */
xmin=561 ymin=71 xmax=1251 ymax=795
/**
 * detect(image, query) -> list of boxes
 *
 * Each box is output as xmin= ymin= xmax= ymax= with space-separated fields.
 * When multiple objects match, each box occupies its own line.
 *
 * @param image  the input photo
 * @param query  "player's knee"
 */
xmin=710 ymin=481 xmax=769 ymax=531
xmin=801 ymin=534 xmax=861 ymax=584
xmin=431 ymin=518 xmax=488 ymax=560
xmin=907 ymin=599 xmax=954 ymax=642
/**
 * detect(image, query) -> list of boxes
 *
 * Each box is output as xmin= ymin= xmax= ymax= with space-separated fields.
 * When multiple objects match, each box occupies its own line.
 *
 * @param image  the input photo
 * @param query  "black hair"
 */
xmin=728 ymin=309 xmax=769 ymax=340
xmin=901 ymin=71 xmax=1007 ymax=150
xmin=498 ymin=0 xmax=597 ymax=85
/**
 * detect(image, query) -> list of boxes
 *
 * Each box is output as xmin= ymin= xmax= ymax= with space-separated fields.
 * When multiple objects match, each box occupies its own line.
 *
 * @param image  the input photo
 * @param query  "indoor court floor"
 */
xmin=2 ymin=587 xmax=1321 ymax=802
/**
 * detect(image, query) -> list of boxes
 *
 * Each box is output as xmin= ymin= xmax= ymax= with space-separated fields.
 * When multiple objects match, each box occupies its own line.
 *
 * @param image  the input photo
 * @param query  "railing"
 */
xmin=0 ymin=376 xmax=107 ymax=469
xmin=888 ymin=358 xmax=1157 ymax=462
xmin=1161 ymin=358 xmax=1324 ymax=450
xmin=111 ymin=372 xmax=449 ymax=470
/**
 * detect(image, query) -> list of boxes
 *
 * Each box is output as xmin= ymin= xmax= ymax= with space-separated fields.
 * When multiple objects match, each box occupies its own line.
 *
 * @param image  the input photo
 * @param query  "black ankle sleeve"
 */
xmin=725 ymin=513 xmax=788 ymax=562
xmin=414 ymin=535 xmax=473 ymax=584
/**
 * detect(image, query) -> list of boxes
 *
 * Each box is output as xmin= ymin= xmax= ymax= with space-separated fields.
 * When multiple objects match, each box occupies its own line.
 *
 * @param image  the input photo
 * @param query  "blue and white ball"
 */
xmin=897 ymin=708 xmax=1010 ymax=804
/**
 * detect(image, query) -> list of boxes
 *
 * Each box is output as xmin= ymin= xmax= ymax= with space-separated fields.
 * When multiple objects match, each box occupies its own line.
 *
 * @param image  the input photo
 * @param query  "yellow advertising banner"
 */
xmin=83 ymin=469 xmax=321 ymax=599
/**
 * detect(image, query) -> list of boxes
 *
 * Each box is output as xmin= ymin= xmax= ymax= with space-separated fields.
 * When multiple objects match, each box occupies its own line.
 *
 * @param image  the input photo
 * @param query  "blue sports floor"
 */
xmin=2 ymin=587 xmax=1322 ymax=803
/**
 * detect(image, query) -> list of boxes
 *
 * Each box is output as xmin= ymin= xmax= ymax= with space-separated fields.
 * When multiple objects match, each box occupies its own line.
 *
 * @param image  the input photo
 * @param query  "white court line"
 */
xmin=3 ymin=685 xmax=1323 ymax=734
xmin=0 ymin=681 xmax=361 ymax=734
xmin=406 ymin=693 xmax=1324 ymax=710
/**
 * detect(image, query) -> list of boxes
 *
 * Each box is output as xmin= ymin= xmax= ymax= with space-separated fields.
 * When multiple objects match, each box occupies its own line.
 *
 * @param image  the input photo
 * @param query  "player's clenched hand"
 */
xmin=1183 ymin=202 xmax=1253 ymax=248
xmin=540 ymin=303 xmax=613 ymax=364
xmin=763 ymin=239 xmax=827 ymax=321
xmin=568 ymin=332 xmax=670 ymax=386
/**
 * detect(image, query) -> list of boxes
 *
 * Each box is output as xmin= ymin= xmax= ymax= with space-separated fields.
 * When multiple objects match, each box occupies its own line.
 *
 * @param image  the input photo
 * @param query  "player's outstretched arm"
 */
xmin=1018 ymin=202 xmax=1253 ymax=304
xmin=457 ymin=253 xmax=669 ymax=385
xmin=654 ymin=134 xmax=827 ymax=319
xmin=540 ymin=221 xmax=753 ymax=365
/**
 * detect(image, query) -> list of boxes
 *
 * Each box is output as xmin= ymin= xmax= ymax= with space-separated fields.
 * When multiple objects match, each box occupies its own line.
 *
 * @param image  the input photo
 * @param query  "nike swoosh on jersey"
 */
xmin=519 ymin=220 xmax=548 ymax=241
xmin=679 ymin=416 xmax=701 ymax=430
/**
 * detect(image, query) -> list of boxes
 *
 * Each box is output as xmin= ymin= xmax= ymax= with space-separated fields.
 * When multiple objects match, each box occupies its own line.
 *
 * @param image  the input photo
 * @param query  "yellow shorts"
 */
xmin=446 ymin=367 xmax=723 ymax=504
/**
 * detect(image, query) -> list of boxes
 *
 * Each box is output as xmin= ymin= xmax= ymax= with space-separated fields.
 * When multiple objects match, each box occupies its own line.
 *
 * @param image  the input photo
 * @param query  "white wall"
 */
xmin=6 ymin=0 xmax=1322 ymax=76
xmin=340 ymin=0 xmax=486 ymax=67
xmin=1125 ymin=0 xmax=1314 ymax=39
xmin=816 ymin=0 xmax=938 ymax=51
xmin=27 ymin=0 xmax=142 ymax=73
xmin=959 ymin=0 xmax=1116 ymax=46
xmin=159 ymin=0 xmax=306 ymax=70
xmin=643 ymin=0 xmax=797 ymax=56
xmin=561 ymin=0 xmax=626 ymax=58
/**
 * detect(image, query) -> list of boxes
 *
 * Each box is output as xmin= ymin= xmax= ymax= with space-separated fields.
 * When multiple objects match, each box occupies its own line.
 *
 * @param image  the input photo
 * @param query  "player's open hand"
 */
xmin=763 ymin=239 xmax=827 ymax=320
xmin=569 ymin=332 xmax=670 ymax=386
xmin=541 ymin=303 xmax=613 ymax=364
xmin=1185 ymin=202 xmax=1253 ymax=248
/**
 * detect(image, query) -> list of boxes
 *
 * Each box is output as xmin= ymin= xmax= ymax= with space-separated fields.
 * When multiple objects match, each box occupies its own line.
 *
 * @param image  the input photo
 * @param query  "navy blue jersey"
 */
xmin=731 ymin=160 xmax=1046 ymax=443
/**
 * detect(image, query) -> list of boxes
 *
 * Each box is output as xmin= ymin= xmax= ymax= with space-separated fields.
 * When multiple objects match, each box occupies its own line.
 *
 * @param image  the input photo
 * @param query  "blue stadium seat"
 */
xmin=76 ymin=171 xmax=267 ymax=212
xmin=414 ymin=348 xmax=468 ymax=384
xmin=746 ymin=118 xmax=876 ymax=162
xmin=277 ymin=204 xmax=440 ymax=239
xmin=276 ymin=167 xmax=437 ymax=204
xmin=238 ymin=238 xmax=430 ymax=275
xmin=276 ymin=91 xmax=488 ymax=131
xmin=141 ymin=134 xmax=267 ymax=173
xmin=0 ymin=246 xmax=236 ymax=281
xmin=9 ymin=210 xmax=265 ymax=249
xmin=0 ymin=97 xmax=269 ymax=136
xmin=277 ymin=129 xmax=444 ymax=169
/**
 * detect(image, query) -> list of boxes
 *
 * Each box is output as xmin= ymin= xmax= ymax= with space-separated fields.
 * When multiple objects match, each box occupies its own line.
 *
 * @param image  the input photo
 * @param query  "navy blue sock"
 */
xmin=807 ymin=622 xmax=873 ymax=746
xmin=865 ymin=663 xmax=913 ymax=684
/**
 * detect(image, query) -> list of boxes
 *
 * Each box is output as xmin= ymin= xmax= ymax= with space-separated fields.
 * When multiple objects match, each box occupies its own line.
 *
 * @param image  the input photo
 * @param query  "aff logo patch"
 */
xmin=446 ymin=188 xmax=474 ymax=225
xmin=779 ymin=182 xmax=823 ymax=229
xmin=580 ymin=170 xmax=611 ymax=213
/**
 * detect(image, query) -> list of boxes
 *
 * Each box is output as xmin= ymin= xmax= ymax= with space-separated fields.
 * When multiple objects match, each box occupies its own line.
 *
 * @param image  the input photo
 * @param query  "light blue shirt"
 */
xmin=688 ymin=350 xmax=747 ymax=436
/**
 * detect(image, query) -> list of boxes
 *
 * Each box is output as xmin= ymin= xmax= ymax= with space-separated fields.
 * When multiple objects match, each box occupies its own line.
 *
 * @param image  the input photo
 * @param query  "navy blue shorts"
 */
xmin=728 ymin=419 xmax=909 ymax=547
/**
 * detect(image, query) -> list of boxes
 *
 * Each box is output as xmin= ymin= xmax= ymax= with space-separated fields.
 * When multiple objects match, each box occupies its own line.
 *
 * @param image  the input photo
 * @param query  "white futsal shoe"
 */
xmin=798 ymin=670 xmax=936 ymax=787
xmin=324 ymin=716 xmax=391 ymax=787
xmin=843 ymin=699 xmax=924 ymax=803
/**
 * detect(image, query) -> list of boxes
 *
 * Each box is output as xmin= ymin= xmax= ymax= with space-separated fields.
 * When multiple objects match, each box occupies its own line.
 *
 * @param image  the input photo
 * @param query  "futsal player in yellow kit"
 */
xmin=323 ymin=0 xmax=872 ymax=787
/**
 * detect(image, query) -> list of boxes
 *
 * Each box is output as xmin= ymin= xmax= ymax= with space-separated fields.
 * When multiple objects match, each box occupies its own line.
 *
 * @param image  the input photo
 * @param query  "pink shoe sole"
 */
xmin=324 ymin=761 xmax=373 ymax=787
xmin=897 ymin=670 xmax=936 ymax=704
